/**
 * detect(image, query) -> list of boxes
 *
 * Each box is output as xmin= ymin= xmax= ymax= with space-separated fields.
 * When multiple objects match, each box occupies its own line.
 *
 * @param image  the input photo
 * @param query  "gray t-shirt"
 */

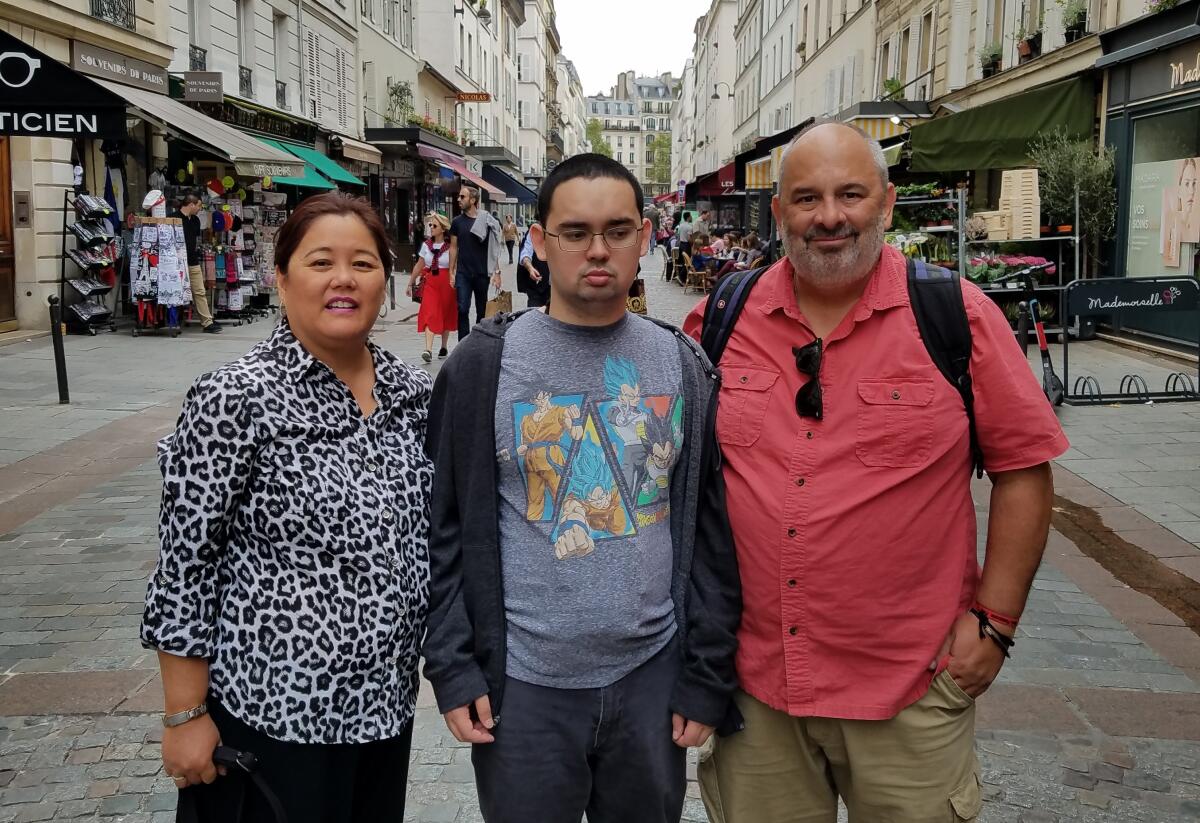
xmin=494 ymin=310 xmax=683 ymax=688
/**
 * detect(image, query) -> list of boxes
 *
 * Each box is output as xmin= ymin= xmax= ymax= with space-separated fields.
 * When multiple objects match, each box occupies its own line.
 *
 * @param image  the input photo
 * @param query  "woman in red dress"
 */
xmin=407 ymin=212 xmax=458 ymax=362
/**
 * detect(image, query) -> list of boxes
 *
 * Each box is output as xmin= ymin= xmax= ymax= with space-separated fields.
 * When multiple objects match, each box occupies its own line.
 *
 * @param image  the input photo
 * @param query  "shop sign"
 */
xmin=1170 ymin=49 xmax=1200 ymax=91
xmin=1066 ymin=277 xmax=1199 ymax=315
xmin=192 ymin=100 xmax=318 ymax=145
xmin=71 ymin=41 xmax=168 ymax=94
xmin=457 ymin=92 xmax=492 ymax=103
xmin=241 ymin=160 xmax=305 ymax=179
xmin=1126 ymin=41 xmax=1200 ymax=104
xmin=465 ymin=156 xmax=483 ymax=175
xmin=183 ymin=72 xmax=223 ymax=102
xmin=0 ymin=30 xmax=125 ymax=138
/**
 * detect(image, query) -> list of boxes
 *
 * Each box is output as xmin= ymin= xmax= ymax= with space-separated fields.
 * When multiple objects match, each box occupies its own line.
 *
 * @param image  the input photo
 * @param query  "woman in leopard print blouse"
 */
xmin=141 ymin=193 xmax=432 ymax=822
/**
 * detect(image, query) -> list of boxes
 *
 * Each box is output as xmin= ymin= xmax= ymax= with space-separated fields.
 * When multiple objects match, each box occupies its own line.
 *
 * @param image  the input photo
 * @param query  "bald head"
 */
xmin=779 ymin=121 xmax=888 ymax=191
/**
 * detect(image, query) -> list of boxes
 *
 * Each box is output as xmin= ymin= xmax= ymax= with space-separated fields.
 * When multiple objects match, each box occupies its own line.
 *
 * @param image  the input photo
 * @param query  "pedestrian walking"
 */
xmin=408 ymin=211 xmax=457 ymax=362
xmin=449 ymin=185 xmax=503 ymax=340
xmin=503 ymin=214 xmax=519 ymax=264
xmin=143 ymin=192 xmax=433 ymax=823
xmin=516 ymin=222 xmax=551 ymax=309
xmin=645 ymin=203 xmax=661 ymax=253
xmin=424 ymin=153 xmax=742 ymax=823
xmin=174 ymin=193 xmax=221 ymax=334
xmin=693 ymin=209 xmax=711 ymax=238
xmin=683 ymin=120 xmax=1069 ymax=823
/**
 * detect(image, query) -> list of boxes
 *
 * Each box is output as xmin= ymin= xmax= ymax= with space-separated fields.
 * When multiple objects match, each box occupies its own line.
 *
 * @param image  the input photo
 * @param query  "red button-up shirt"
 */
xmin=684 ymin=246 xmax=1068 ymax=720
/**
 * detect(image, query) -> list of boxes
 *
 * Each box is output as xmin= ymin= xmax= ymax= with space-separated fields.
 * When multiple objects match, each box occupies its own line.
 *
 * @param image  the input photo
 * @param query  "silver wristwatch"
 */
xmin=162 ymin=702 xmax=208 ymax=728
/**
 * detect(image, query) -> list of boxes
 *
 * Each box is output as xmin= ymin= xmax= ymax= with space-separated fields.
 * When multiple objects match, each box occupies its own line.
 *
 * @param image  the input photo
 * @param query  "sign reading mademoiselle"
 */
xmin=1066 ymin=277 xmax=1200 ymax=316
xmin=0 ymin=30 xmax=125 ymax=139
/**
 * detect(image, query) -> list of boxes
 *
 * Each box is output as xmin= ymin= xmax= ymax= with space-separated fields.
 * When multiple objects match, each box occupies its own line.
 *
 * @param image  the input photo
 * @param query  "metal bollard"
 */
xmin=47 ymin=296 xmax=70 ymax=405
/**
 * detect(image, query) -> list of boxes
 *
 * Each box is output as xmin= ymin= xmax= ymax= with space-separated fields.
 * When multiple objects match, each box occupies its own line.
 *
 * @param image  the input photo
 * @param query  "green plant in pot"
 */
xmin=1027 ymin=127 xmax=1117 ymax=277
xmin=1017 ymin=14 xmax=1044 ymax=60
xmin=979 ymin=43 xmax=1002 ymax=77
xmin=882 ymin=76 xmax=905 ymax=100
xmin=1058 ymin=0 xmax=1087 ymax=42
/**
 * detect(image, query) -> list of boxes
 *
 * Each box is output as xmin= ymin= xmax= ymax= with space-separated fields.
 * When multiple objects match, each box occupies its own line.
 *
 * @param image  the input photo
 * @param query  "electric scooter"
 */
xmin=1027 ymin=296 xmax=1065 ymax=407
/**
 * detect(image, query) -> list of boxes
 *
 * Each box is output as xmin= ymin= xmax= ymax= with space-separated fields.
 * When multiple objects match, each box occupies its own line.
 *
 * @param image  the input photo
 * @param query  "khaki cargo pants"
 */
xmin=699 ymin=671 xmax=981 ymax=823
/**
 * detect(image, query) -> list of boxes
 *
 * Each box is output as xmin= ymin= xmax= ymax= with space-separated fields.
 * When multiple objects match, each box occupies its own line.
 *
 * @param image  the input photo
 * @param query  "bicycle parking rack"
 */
xmin=1061 ymin=277 xmax=1200 ymax=406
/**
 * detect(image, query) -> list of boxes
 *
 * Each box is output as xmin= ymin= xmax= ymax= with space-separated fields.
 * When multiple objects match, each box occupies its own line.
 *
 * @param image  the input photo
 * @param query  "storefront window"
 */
xmin=1126 ymin=106 xmax=1200 ymax=278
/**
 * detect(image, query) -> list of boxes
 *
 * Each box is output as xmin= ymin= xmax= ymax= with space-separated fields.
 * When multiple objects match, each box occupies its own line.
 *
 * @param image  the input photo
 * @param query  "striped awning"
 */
xmin=745 ymin=146 xmax=786 ymax=190
xmin=851 ymin=117 xmax=911 ymax=141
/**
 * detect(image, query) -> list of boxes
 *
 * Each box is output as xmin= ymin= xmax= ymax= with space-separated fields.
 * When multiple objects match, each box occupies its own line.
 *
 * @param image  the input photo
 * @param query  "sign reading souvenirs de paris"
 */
xmin=0 ymin=30 xmax=125 ymax=139
xmin=1066 ymin=277 xmax=1200 ymax=316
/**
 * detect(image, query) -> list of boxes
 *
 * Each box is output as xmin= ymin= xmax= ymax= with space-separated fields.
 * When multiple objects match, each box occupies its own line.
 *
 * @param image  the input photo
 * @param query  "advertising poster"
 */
xmin=1129 ymin=157 xmax=1200 ymax=275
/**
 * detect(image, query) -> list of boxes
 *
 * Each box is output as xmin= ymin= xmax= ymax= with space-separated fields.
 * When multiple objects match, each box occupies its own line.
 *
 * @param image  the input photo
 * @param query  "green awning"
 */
xmin=883 ymin=142 xmax=904 ymax=167
xmin=256 ymin=138 xmax=336 ymax=189
xmin=908 ymin=78 xmax=1094 ymax=173
xmin=276 ymin=142 xmax=365 ymax=186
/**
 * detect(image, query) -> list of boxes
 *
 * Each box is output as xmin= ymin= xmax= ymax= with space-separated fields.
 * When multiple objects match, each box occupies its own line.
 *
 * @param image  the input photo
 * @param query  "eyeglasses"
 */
xmin=793 ymin=338 xmax=823 ymax=420
xmin=544 ymin=226 xmax=642 ymax=252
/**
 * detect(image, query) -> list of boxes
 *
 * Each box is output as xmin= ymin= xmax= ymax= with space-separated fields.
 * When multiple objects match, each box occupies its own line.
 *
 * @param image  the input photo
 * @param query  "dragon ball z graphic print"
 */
xmin=508 ymin=356 xmax=684 ymax=561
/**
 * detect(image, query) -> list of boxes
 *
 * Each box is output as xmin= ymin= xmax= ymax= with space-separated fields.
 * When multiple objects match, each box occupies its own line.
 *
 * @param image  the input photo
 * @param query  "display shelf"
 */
xmin=918 ymin=225 xmax=957 ymax=233
xmin=966 ymin=236 xmax=1078 ymax=245
xmin=66 ymin=248 xmax=114 ymax=269
xmin=60 ymin=190 xmax=118 ymax=336
xmin=67 ymin=277 xmax=112 ymax=298
xmin=68 ymin=219 xmax=115 ymax=248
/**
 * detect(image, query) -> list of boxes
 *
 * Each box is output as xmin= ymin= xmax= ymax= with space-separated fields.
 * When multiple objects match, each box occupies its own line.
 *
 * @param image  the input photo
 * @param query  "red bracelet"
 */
xmin=972 ymin=602 xmax=1019 ymax=628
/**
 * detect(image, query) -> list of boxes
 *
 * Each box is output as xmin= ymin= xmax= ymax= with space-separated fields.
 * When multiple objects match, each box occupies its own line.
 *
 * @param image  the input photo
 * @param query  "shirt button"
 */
xmin=795 ymin=477 xmax=805 ymax=487
xmin=787 ymin=579 xmax=797 ymax=588
xmin=382 ymin=508 xmax=395 ymax=523
xmin=788 ymin=626 xmax=798 ymax=636
xmin=806 ymin=431 xmax=814 ymax=440
xmin=740 ymin=376 xmax=749 ymax=384
xmin=787 ymin=528 xmax=797 ymax=537
xmin=366 ymin=460 xmax=379 ymax=473
xmin=892 ymin=390 xmax=901 ymax=400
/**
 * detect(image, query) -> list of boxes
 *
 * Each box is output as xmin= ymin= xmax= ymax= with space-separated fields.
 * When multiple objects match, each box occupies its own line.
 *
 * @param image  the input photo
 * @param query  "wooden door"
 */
xmin=0 ymin=137 xmax=14 ymax=330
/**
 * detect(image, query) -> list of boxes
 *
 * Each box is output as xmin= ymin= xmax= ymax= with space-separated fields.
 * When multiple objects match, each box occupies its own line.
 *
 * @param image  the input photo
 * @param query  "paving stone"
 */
xmin=97 ymin=794 xmax=139 ymax=815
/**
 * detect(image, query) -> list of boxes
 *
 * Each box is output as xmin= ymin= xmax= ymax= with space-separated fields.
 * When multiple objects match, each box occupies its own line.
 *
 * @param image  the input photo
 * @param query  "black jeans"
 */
xmin=456 ymin=271 xmax=491 ymax=341
xmin=178 ymin=697 xmax=412 ymax=823
xmin=506 ymin=240 xmax=515 ymax=264
xmin=472 ymin=639 xmax=685 ymax=823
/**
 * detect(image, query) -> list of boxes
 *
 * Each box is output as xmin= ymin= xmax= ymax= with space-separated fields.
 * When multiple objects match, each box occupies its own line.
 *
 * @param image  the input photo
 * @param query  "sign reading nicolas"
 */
xmin=0 ymin=30 xmax=125 ymax=139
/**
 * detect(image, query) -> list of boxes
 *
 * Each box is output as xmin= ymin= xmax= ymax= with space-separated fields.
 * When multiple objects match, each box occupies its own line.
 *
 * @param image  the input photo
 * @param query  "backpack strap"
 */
xmin=905 ymin=258 xmax=984 ymax=478
xmin=699 ymin=266 xmax=769 ymax=365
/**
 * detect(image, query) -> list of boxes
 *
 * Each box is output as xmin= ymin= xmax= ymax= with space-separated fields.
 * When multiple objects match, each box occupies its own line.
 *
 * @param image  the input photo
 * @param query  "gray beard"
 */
xmin=782 ymin=213 xmax=887 ymax=290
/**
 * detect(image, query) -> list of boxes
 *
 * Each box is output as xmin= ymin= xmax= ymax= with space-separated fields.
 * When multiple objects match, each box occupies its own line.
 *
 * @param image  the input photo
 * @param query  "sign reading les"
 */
xmin=457 ymin=92 xmax=492 ymax=103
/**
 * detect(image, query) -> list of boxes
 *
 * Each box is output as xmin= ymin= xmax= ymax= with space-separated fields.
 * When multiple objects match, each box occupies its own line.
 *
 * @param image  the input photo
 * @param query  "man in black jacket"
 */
xmin=423 ymin=154 xmax=741 ymax=823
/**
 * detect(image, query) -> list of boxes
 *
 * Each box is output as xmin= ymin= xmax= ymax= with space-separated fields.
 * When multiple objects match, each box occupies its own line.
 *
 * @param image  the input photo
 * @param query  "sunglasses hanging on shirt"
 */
xmin=793 ymin=338 xmax=824 ymax=420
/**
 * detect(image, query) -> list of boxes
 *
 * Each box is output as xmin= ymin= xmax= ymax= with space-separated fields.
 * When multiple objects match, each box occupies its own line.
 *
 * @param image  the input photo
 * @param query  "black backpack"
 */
xmin=699 ymin=259 xmax=984 ymax=478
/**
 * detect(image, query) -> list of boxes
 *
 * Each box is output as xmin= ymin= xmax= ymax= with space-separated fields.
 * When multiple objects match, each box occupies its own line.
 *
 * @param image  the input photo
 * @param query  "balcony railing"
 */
xmin=548 ymin=130 xmax=564 ymax=154
xmin=276 ymin=81 xmax=287 ymax=110
xmin=91 ymin=0 xmax=135 ymax=30
xmin=239 ymin=66 xmax=253 ymax=99
xmin=189 ymin=45 xmax=207 ymax=71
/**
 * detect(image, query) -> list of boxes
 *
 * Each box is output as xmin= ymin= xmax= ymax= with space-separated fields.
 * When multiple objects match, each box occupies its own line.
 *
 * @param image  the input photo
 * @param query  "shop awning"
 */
xmin=653 ymin=191 xmax=679 ymax=204
xmin=272 ymin=141 xmax=365 ymax=186
xmin=92 ymin=79 xmax=304 ymax=178
xmin=483 ymin=165 xmax=537 ymax=204
xmin=745 ymin=146 xmax=786 ymax=190
xmin=883 ymin=141 xmax=905 ymax=167
xmin=334 ymin=134 xmax=383 ymax=165
xmin=416 ymin=145 xmax=506 ymax=199
xmin=908 ymin=77 xmax=1095 ymax=173
xmin=258 ymin=139 xmax=336 ymax=189
xmin=691 ymin=162 xmax=739 ymax=198
xmin=850 ymin=117 xmax=913 ymax=141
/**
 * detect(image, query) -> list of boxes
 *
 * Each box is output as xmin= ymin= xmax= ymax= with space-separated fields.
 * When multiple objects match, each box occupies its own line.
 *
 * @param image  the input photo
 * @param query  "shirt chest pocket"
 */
xmin=855 ymin=378 xmax=936 ymax=468
xmin=716 ymin=366 xmax=781 ymax=448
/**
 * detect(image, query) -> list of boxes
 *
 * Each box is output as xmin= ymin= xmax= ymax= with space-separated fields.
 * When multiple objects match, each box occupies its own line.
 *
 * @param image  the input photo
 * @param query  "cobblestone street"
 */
xmin=0 ymin=253 xmax=1199 ymax=821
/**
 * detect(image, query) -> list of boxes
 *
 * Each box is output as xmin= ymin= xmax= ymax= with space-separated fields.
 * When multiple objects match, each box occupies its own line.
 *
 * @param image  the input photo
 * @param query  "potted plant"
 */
xmin=796 ymin=41 xmax=807 ymax=59
xmin=1059 ymin=0 xmax=1087 ymax=43
xmin=1016 ymin=17 xmax=1043 ymax=62
xmin=883 ymin=76 xmax=905 ymax=100
xmin=979 ymin=43 xmax=1002 ymax=78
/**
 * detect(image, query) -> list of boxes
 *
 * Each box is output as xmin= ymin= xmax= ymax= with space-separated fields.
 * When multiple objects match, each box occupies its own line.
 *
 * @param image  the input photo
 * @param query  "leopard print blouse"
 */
xmin=141 ymin=320 xmax=433 ymax=743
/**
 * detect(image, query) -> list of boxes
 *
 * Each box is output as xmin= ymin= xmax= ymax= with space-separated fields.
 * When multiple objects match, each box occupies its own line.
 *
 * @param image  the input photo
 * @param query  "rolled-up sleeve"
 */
xmin=141 ymin=372 xmax=257 ymax=657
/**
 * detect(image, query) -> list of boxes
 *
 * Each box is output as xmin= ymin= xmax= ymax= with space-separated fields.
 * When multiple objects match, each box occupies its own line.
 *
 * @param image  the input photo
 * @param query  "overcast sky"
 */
xmin=555 ymin=0 xmax=713 ymax=96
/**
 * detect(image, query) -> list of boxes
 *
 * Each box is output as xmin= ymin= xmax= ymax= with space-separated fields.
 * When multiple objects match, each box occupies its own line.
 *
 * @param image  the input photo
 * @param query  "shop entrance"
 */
xmin=0 ymin=137 xmax=14 ymax=330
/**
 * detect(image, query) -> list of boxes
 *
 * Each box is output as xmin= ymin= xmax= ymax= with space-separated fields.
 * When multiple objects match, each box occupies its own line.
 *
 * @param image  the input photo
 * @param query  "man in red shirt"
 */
xmin=683 ymin=121 xmax=1068 ymax=822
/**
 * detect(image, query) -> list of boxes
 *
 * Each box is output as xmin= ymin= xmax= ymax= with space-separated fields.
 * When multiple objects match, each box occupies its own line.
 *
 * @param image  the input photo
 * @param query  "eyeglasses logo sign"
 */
xmin=0 ymin=51 xmax=40 ymax=89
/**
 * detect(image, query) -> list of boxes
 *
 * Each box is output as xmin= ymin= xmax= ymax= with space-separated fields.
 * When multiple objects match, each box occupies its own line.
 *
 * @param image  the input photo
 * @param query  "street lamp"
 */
xmin=711 ymin=82 xmax=733 ymax=100
xmin=453 ymin=2 xmax=491 ymax=25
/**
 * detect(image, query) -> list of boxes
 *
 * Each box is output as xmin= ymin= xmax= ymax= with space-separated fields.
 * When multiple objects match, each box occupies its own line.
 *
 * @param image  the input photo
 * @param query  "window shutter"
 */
xmin=949 ymin=0 xmax=972 ymax=89
xmin=305 ymin=31 xmax=320 ymax=120
xmin=336 ymin=48 xmax=349 ymax=129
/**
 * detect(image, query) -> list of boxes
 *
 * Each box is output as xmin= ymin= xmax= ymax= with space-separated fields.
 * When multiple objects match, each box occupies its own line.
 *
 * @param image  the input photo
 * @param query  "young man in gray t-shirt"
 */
xmin=424 ymin=155 xmax=742 ymax=823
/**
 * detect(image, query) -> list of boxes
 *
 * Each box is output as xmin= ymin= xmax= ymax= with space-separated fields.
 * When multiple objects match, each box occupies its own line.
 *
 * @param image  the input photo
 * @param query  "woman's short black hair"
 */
xmin=537 ymin=153 xmax=644 ymax=226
